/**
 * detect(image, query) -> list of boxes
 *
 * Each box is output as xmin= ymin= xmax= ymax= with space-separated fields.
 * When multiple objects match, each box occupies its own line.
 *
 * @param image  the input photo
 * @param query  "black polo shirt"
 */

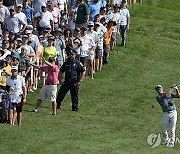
xmin=60 ymin=59 xmax=85 ymax=83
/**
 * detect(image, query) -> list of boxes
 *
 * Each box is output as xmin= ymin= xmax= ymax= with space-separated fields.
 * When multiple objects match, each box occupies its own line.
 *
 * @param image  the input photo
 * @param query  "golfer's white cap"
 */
xmin=155 ymin=85 xmax=163 ymax=90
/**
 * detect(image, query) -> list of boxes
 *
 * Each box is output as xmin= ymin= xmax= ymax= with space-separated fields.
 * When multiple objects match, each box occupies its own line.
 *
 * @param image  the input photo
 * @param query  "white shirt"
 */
xmin=34 ymin=11 xmax=53 ymax=28
xmin=96 ymin=23 xmax=107 ymax=48
xmin=53 ymin=0 xmax=67 ymax=11
xmin=87 ymin=30 xmax=99 ymax=43
xmin=80 ymin=34 xmax=95 ymax=57
xmin=15 ymin=12 xmax=27 ymax=29
xmin=119 ymin=8 xmax=130 ymax=25
xmin=112 ymin=0 xmax=122 ymax=5
xmin=32 ymin=34 xmax=40 ymax=46
xmin=31 ymin=0 xmax=47 ymax=13
xmin=0 ymin=5 xmax=9 ymax=22
xmin=6 ymin=75 xmax=25 ymax=103
xmin=0 ymin=49 xmax=11 ymax=60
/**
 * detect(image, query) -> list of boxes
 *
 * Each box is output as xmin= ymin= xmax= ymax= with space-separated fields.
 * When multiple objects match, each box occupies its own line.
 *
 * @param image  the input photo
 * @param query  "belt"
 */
xmin=163 ymin=110 xmax=176 ymax=113
xmin=45 ymin=84 xmax=57 ymax=85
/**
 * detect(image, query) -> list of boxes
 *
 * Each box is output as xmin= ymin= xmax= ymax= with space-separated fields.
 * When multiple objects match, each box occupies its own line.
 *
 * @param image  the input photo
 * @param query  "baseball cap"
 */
xmin=39 ymin=35 xmax=45 ymax=40
xmin=25 ymin=30 xmax=32 ymax=34
xmin=155 ymin=85 xmax=163 ymax=90
xmin=9 ymin=6 xmax=15 ymax=11
xmin=69 ymin=50 xmax=77 ymax=55
xmin=26 ymin=25 xmax=33 ymax=30
xmin=48 ymin=35 xmax=55 ymax=40
xmin=11 ymin=66 xmax=18 ymax=71
xmin=21 ymin=46 xmax=28 ymax=50
xmin=41 ymin=3 xmax=46 ymax=7
xmin=47 ymin=0 xmax=53 ymax=5
xmin=94 ymin=22 xmax=100 ymax=26
xmin=88 ymin=21 xmax=94 ymax=26
xmin=16 ymin=38 xmax=22 ymax=42
xmin=2 ymin=40 xmax=9 ymax=44
xmin=17 ymin=4 xmax=23 ymax=7
xmin=81 ymin=24 xmax=88 ymax=30
xmin=54 ymin=28 xmax=62 ymax=33
xmin=22 ymin=35 xmax=28 ymax=39
xmin=9 ymin=31 xmax=15 ymax=35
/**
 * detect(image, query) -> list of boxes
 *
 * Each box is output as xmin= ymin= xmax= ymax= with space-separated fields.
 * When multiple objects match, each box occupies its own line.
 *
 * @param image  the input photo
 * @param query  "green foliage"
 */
xmin=1 ymin=0 xmax=180 ymax=153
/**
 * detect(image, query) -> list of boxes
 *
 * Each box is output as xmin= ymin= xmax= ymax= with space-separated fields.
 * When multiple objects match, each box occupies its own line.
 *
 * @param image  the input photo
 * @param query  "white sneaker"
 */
xmin=168 ymin=143 xmax=174 ymax=148
xmin=29 ymin=89 xmax=34 ymax=93
xmin=32 ymin=87 xmax=37 ymax=91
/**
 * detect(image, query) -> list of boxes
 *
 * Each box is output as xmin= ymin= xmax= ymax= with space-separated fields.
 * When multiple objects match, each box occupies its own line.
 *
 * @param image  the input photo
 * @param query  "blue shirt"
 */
xmin=156 ymin=93 xmax=176 ymax=112
xmin=89 ymin=1 xmax=101 ymax=21
xmin=54 ymin=39 xmax=64 ymax=61
xmin=22 ymin=6 xmax=34 ymax=24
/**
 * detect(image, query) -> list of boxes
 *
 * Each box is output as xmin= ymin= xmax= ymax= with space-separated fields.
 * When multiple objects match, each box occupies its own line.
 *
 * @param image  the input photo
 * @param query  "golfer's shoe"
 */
xmin=168 ymin=143 xmax=174 ymax=148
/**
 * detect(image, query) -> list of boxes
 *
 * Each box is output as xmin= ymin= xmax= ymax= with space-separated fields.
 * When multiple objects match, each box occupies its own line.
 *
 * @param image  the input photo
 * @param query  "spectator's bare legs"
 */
xmin=17 ymin=112 xmax=22 ymax=126
xmin=33 ymin=70 xmax=38 ymax=90
xmin=52 ymin=101 xmax=57 ymax=114
xmin=95 ymin=58 xmax=99 ymax=71
xmin=9 ymin=109 xmax=13 ymax=124
xmin=99 ymin=57 xmax=103 ymax=70
xmin=88 ymin=59 xmax=94 ymax=79
xmin=12 ymin=111 xmax=17 ymax=125
xmin=34 ymin=99 xmax=43 ymax=111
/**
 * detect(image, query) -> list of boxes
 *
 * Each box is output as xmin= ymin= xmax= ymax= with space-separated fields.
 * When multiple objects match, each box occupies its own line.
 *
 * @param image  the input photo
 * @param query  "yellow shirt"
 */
xmin=0 ymin=65 xmax=11 ymax=86
xmin=43 ymin=46 xmax=57 ymax=61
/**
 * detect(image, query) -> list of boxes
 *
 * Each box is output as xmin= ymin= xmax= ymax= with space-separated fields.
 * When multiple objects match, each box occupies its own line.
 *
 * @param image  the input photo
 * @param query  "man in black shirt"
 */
xmin=56 ymin=50 xmax=86 ymax=111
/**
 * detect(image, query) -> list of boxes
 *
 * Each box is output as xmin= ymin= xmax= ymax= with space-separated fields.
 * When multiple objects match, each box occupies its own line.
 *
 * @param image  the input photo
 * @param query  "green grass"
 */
xmin=1 ymin=0 xmax=180 ymax=153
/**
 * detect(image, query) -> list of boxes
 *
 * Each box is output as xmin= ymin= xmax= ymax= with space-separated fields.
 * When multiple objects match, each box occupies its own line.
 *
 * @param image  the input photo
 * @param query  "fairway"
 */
xmin=1 ymin=0 xmax=180 ymax=153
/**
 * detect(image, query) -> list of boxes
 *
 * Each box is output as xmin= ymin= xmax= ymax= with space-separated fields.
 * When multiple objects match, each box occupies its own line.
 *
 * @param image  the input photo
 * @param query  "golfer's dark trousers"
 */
xmin=56 ymin=81 xmax=79 ymax=110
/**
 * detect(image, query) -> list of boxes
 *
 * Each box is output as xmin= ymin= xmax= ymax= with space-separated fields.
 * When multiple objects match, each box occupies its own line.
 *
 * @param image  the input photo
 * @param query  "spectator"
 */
xmin=110 ymin=4 xmax=120 ymax=50
xmin=0 ymin=40 xmax=11 ymax=60
xmin=31 ymin=0 xmax=47 ymax=14
xmin=34 ymin=4 xmax=54 ymax=34
xmin=15 ymin=3 xmax=27 ymax=24
xmin=47 ymin=0 xmax=61 ymax=30
xmin=94 ymin=21 xmax=106 ymax=71
xmin=3 ymin=0 xmax=17 ymax=8
xmin=87 ymin=21 xmax=98 ymax=79
xmin=73 ymin=27 xmax=82 ymax=61
xmin=30 ymin=57 xmax=59 ymax=115
xmin=103 ymin=20 xmax=114 ymax=64
xmin=53 ymin=0 xmax=68 ymax=12
xmin=75 ymin=0 xmax=89 ymax=28
xmin=6 ymin=65 xmax=27 ymax=126
xmin=22 ymin=0 xmax=34 ymax=25
xmin=0 ymin=0 xmax=10 ymax=28
xmin=119 ymin=0 xmax=130 ymax=46
xmin=4 ymin=6 xmax=27 ymax=34
xmin=53 ymin=28 xmax=66 ymax=68
xmin=43 ymin=35 xmax=57 ymax=61
xmin=80 ymin=25 xmax=96 ymax=72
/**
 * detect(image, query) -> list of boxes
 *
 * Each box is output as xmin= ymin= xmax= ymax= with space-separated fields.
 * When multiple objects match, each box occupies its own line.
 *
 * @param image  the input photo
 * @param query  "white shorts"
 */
xmin=38 ymin=85 xmax=57 ymax=102
xmin=87 ymin=54 xmax=95 ymax=60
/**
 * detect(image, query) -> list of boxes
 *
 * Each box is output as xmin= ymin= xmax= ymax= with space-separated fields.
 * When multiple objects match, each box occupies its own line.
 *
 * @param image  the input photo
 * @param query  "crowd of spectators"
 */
xmin=0 ymin=0 xmax=133 ymax=125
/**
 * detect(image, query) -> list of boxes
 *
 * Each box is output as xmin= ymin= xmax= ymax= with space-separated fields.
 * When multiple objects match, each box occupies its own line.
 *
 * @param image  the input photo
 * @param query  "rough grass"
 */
xmin=1 ymin=0 xmax=180 ymax=153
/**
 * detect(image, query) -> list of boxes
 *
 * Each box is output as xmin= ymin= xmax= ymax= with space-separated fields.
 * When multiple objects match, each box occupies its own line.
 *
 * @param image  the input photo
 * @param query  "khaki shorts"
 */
xmin=38 ymin=85 xmax=57 ymax=102
xmin=87 ymin=54 xmax=95 ymax=60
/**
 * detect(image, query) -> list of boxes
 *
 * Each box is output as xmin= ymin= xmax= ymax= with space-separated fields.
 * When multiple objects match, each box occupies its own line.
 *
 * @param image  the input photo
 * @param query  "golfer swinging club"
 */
xmin=155 ymin=84 xmax=180 ymax=147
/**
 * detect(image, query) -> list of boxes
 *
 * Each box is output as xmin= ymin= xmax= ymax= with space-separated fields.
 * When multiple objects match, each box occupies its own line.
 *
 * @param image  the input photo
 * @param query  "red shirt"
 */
xmin=40 ymin=64 xmax=59 ymax=85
